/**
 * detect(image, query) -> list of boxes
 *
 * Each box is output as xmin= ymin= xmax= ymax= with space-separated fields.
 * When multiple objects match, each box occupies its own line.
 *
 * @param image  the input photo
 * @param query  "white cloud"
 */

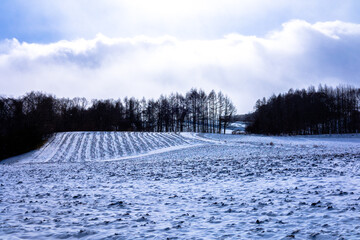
xmin=1 ymin=20 xmax=360 ymax=113
xmin=18 ymin=0 xmax=285 ymax=38
xmin=13 ymin=0 xmax=360 ymax=41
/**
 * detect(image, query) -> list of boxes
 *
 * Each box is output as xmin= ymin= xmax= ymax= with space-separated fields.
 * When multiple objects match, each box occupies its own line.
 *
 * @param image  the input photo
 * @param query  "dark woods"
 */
xmin=2 ymin=84 xmax=359 ymax=160
xmin=247 ymin=85 xmax=360 ymax=135
xmin=0 ymin=89 xmax=235 ymax=160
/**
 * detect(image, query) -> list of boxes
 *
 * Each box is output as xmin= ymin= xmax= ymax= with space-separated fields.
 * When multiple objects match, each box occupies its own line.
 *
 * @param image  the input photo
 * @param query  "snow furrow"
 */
xmin=89 ymin=133 xmax=97 ymax=160
xmin=62 ymin=132 xmax=79 ymax=162
xmin=7 ymin=131 xmax=208 ymax=163
xmin=98 ymin=132 xmax=107 ymax=159
xmin=113 ymin=132 xmax=124 ymax=157
xmin=147 ymin=133 xmax=171 ymax=148
xmin=49 ymin=133 xmax=72 ymax=162
xmin=106 ymin=132 xmax=116 ymax=159
xmin=133 ymin=132 xmax=149 ymax=152
xmin=143 ymin=133 xmax=163 ymax=149
xmin=71 ymin=132 xmax=85 ymax=162
xmin=122 ymin=132 xmax=135 ymax=156
xmin=142 ymin=132 xmax=158 ymax=150
xmin=128 ymin=132 xmax=142 ymax=154
xmin=162 ymin=133 xmax=188 ymax=146
xmin=80 ymin=132 xmax=91 ymax=162
xmin=159 ymin=133 xmax=178 ymax=146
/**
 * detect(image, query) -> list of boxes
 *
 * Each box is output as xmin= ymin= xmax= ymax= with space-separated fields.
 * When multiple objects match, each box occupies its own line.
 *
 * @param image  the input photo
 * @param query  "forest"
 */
xmin=246 ymin=85 xmax=360 ymax=135
xmin=0 ymin=89 xmax=235 ymax=160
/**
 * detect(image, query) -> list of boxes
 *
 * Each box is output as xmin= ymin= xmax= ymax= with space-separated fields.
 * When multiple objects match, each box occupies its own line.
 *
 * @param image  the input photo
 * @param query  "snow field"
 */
xmin=1 ymin=132 xmax=360 ymax=239
xmin=12 ymin=132 xmax=200 ymax=164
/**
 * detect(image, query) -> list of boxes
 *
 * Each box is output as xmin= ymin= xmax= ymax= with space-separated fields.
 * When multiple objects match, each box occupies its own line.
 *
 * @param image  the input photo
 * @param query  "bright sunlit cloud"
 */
xmin=1 ymin=20 xmax=360 ymax=113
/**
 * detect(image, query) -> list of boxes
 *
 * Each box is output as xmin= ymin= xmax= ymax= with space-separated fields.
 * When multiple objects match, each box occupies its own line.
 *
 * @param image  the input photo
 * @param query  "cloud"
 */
xmin=1 ymin=20 xmax=360 ymax=113
xmin=8 ymin=0 xmax=360 ymax=42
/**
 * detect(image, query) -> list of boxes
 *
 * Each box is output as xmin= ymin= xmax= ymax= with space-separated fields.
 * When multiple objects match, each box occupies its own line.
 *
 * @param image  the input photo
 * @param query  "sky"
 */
xmin=1 ymin=0 xmax=360 ymax=113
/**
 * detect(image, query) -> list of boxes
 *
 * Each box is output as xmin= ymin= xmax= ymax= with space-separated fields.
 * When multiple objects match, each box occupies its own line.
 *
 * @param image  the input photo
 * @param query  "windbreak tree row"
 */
xmin=0 ymin=88 xmax=236 ymax=160
xmin=246 ymin=85 xmax=360 ymax=135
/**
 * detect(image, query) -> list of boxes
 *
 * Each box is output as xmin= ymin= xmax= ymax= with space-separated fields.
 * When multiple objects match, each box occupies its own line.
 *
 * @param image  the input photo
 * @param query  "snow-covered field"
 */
xmin=1 ymin=132 xmax=360 ymax=239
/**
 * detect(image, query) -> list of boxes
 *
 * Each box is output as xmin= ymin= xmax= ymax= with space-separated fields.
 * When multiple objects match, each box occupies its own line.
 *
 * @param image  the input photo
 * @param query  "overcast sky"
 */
xmin=1 ymin=0 xmax=360 ymax=113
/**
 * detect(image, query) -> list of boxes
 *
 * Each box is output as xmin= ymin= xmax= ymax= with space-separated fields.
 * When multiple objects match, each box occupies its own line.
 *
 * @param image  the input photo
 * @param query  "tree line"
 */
xmin=0 ymin=89 xmax=235 ymax=160
xmin=246 ymin=85 xmax=360 ymax=135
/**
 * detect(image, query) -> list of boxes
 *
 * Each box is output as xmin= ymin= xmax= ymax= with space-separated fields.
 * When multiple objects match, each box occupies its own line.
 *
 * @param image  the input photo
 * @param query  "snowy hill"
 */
xmin=6 ymin=132 xmax=208 ymax=163
xmin=1 ymin=132 xmax=360 ymax=239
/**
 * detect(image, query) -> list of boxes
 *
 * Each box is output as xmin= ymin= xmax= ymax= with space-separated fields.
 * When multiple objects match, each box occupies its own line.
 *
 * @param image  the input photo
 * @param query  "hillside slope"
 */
xmin=8 ymin=132 xmax=207 ymax=163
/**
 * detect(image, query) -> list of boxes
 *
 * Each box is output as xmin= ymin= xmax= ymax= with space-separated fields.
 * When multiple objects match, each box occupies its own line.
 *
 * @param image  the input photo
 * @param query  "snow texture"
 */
xmin=1 ymin=132 xmax=360 ymax=239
